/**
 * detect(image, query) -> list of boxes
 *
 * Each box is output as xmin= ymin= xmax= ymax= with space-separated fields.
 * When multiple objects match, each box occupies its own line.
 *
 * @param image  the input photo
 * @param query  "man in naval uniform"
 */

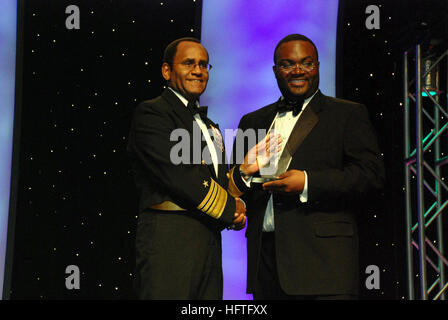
xmin=127 ymin=37 xmax=247 ymax=299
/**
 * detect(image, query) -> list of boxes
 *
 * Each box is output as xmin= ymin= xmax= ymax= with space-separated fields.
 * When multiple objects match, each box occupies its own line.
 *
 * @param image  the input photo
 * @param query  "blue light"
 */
xmin=201 ymin=0 xmax=339 ymax=299
xmin=422 ymin=91 xmax=437 ymax=97
xmin=0 ymin=0 xmax=17 ymax=299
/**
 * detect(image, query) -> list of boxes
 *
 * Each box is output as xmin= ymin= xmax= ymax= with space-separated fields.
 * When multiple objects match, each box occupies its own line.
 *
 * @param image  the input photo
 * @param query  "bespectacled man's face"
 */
xmin=162 ymin=41 xmax=209 ymax=101
xmin=273 ymin=40 xmax=320 ymax=100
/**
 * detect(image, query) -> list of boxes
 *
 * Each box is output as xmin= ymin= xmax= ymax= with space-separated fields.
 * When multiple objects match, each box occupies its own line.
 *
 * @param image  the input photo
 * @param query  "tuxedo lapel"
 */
xmin=286 ymin=91 xmax=323 ymax=157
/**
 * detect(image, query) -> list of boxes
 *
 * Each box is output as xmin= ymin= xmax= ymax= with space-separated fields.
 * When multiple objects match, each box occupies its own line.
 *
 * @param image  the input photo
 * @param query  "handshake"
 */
xmin=228 ymin=197 xmax=246 ymax=231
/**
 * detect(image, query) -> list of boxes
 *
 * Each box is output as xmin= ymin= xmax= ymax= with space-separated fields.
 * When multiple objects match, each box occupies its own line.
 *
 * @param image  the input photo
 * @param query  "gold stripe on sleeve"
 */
xmin=204 ymin=184 xmax=228 ymax=219
xmin=197 ymin=179 xmax=217 ymax=212
xmin=196 ymin=179 xmax=229 ymax=219
xmin=227 ymin=166 xmax=244 ymax=198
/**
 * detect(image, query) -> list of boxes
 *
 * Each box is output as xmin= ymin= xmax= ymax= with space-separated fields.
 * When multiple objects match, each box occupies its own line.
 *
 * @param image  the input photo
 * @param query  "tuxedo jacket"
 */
xmin=233 ymin=90 xmax=385 ymax=295
xmin=127 ymin=88 xmax=242 ymax=231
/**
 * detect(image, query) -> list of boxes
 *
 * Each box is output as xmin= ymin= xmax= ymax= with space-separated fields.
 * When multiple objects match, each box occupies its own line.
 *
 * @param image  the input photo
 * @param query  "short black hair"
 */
xmin=162 ymin=37 xmax=208 ymax=66
xmin=273 ymin=34 xmax=319 ymax=64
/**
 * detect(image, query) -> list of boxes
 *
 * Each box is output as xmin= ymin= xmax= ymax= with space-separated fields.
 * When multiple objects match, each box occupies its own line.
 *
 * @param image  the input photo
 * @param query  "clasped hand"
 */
xmin=230 ymin=198 xmax=246 ymax=230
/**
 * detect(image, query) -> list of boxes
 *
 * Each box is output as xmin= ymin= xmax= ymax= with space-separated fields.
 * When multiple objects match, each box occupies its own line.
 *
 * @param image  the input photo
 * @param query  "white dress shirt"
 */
xmin=260 ymin=91 xmax=317 ymax=231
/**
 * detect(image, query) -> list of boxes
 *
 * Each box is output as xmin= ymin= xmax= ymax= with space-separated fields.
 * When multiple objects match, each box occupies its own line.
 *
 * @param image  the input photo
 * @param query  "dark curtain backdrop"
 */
xmin=8 ymin=0 xmax=448 ymax=299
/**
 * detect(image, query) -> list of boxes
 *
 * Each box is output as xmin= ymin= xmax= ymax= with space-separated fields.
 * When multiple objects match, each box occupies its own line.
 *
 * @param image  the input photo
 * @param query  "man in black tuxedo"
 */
xmin=127 ymin=37 xmax=246 ymax=299
xmin=233 ymin=34 xmax=385 ymax=299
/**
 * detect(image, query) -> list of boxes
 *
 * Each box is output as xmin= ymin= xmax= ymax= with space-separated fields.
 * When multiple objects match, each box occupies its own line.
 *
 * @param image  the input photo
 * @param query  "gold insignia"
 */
xmin=201 ymin=160 xmax=206 ymax=165
xmin=197 ymin=179 xmax=227 ymax=219
xmin=203 ymin=180 xmax=209 ymax=188
xmin=227 ymin=166 xmax=244 ymax=197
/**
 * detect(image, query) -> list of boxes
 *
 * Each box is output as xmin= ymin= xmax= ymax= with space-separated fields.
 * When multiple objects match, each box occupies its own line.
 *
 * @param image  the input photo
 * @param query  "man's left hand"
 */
xmin=262 ymin=170 xmax=305 ymax=194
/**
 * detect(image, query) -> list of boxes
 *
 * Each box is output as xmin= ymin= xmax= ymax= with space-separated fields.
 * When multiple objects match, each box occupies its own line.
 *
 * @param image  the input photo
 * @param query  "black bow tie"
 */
xmin=187 ymin=101 xmax=208 ymax=120
xmin=277 ymin=98 xmax=304 ymax=116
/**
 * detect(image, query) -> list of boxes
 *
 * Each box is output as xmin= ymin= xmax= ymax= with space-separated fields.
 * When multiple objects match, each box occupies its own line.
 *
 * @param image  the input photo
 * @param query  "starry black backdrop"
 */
xmin=7 ymin=0 xmax=448 ymax=299
xmin=9 ymin=0 xmax=203 ymax=299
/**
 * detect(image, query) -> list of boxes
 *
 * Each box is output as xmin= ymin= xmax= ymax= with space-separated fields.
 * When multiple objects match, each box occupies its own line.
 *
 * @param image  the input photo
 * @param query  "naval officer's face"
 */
xmin=273 ymin=40 xmax=320 ymax=100
xmin=162 ymin=41 xmax=210 ymax=101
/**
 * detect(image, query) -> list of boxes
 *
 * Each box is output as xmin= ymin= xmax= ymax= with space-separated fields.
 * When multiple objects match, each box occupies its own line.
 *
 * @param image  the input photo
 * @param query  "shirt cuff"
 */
xmin=242 ymin=175 xmax=252 ymax=188
xmin=299 ymin=171 xmax=308 ymax=203
xmin=238 ymin=198 xmax=247 ymax=209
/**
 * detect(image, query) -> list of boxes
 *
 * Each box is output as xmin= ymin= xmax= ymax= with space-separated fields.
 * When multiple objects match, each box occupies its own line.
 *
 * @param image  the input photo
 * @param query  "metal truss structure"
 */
xmin=404 ymin=44 xmax=448 ymax=300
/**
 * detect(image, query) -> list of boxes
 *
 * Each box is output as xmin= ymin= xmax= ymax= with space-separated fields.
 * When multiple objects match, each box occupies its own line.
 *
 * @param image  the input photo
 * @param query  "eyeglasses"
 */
xmin=276 ymin=61 xmax=316 ymax=72
xmin=172 ymin=61 xmax=213 ymax=71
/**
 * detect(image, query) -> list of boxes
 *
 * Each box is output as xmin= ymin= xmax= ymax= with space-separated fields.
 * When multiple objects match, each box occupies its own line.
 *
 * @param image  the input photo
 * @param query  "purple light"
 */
xmin=0 ymin=0 xmax=17 ymax=299
xmin=201 ymin=0 xmax=339 ymax=299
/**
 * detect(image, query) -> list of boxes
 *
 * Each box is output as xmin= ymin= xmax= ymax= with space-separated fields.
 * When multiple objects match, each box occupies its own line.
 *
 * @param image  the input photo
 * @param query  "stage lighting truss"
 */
xmin=404 ymin=45 xmax=448 ymax=300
